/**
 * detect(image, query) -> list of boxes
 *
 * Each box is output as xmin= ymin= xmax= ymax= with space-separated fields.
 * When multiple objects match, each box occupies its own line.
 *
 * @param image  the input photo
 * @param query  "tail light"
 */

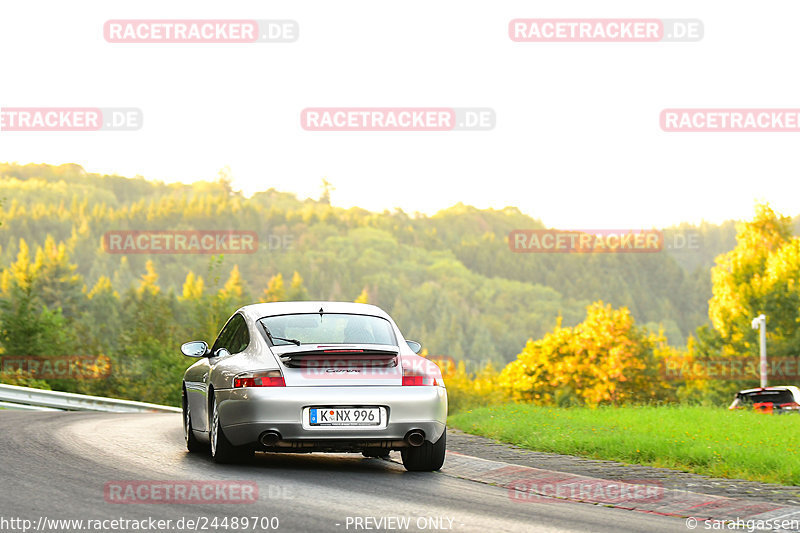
xmin=402 ymin=359 xmax=441 ymax=386
xmin=779 ymin=402 xmax=800 ymax=411
xmin=402 ymin=375 xmax=438 ymax=386
xmin=234 ymin=370 xmax=285 ymax=388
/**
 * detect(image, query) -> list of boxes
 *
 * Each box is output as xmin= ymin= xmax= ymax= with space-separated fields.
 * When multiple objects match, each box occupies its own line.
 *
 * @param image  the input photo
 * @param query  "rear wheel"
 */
xmin=210 ymin=394 xmax=253 ymax=464
xmin=182 ymin=387 xmax=206 ymax=453
xmin=401 ymin=429 xmax=446 ymax=472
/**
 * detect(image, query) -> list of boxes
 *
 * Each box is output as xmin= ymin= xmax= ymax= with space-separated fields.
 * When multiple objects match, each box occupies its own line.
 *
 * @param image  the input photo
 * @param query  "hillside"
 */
xmin=0 ymin=163 xmax=750 ymax=366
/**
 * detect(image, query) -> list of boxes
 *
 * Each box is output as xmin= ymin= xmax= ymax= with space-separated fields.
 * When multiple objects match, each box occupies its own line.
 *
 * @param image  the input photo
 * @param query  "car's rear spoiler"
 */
xmin=279 ymin=348 xmax=399 ymax=368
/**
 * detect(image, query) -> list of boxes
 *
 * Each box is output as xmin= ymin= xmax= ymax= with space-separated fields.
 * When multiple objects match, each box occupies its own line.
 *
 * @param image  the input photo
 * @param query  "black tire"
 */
xmin=182 ymin=387 xmax=206 ymax=453
xmin=401 ymin=430 xmax=446 ymax=472
xmin=209 ymin=393 xmax=253 ymax=464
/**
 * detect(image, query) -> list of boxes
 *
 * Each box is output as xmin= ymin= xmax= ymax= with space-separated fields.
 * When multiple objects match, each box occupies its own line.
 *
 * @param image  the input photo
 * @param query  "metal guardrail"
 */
xmin=0 ymin=384 xmax=181 ymax=413
xmin=0 ymin=400 xmax=61 ymax=412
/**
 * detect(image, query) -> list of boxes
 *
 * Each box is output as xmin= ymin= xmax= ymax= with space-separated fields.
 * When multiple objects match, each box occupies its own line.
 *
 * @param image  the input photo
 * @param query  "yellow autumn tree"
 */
xmin=219 ymin=265 xmax=244 ymax=300
xmin=442 ymin=360 xmax=509 ymax=413
xmin=499 ymin=301 xmax=671 ymax=406
xmin=136 ymin=260 xmax=160 ymax=296
xmin=180 ymin=271 xmax=204 ymax=301
xmin=32 ymin=235 xmax=83 ymax=314
xmin=87 ymin=275 xmax=117 ymax=300
xmin=10 ymin=239 xmax=33 ymax=291
xmin=262 ymin=273 xmax=285 ymax=302
xmin=708 ymin=204 xmax=800 ymax=358
xmin=286 ymin=271 xmax=308 ymax=300
xmin=354 ymin=287 xmax=369 ymax=303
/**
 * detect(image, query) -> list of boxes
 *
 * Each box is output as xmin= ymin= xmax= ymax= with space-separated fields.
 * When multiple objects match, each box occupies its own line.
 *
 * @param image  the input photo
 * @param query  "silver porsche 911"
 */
xmin=181 ymin=302 xmax=447 ymax=471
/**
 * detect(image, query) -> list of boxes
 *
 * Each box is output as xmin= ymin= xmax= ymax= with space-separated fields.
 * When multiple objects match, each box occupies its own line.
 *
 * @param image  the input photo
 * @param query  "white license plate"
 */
xmin=309 ymin=407 xmax=381 ymax=426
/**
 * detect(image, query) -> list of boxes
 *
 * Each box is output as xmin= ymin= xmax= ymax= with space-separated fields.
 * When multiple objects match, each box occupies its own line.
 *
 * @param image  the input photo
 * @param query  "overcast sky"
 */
xmin=1 ymin=1 xmax=799 ymax=228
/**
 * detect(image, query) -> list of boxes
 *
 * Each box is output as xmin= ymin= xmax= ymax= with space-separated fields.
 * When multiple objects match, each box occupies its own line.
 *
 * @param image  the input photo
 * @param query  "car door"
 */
xmin=187 ymin=314 xmax=243 ymax=432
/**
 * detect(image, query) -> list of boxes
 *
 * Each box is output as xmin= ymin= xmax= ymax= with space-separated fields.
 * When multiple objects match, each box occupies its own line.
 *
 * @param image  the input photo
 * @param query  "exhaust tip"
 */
xmin=405 ymin=430 xmax=425 ymax=447
xmin=259 ymin=431 xmax=282 ymax=447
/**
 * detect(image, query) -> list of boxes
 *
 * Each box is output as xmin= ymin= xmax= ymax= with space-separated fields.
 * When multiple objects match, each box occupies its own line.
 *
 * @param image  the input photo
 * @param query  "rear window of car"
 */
xmin=738 ymin=390 xmax=795 ymax=404
xmin=259 ymin=313 xmax=397 ymax=346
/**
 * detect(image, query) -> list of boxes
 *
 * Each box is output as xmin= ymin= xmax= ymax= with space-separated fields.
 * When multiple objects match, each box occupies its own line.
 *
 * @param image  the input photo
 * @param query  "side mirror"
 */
xmin=181 ymin=341 xmax=209 ymax=358
xmin=406 ymin=340 xmax=422 ymax=354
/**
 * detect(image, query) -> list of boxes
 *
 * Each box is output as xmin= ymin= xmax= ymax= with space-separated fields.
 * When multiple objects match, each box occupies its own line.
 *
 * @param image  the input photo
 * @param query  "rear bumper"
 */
xmin=214 ymin=385 xmax=447 ymax=448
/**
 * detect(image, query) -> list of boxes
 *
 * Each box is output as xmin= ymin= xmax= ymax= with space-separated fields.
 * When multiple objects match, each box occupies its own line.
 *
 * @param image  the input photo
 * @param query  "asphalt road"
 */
xmin=0 ymin=412 xmax=688 ymax=533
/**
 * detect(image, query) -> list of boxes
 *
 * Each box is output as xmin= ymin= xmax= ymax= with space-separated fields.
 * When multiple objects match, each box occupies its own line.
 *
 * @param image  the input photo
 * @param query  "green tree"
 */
xmin=32 ymin=236 xmax=84 ymax=319
xmin=0 ymin=239 xmax=77 ymax=358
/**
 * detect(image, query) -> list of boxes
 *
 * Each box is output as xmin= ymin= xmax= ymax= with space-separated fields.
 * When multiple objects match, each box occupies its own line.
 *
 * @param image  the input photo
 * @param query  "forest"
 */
xmin=0 ymin=162 xmax=796 ymax=409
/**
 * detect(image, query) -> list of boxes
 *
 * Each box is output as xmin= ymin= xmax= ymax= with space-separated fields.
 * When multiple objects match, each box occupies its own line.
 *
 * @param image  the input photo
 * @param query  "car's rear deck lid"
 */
xmin=276 ymin=345 xmax=399 ymax=368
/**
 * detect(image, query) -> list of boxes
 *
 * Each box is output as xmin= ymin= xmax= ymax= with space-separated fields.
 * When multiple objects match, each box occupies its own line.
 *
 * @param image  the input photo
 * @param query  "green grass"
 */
xmin=449 ymin=404 xmax=800 ymax=486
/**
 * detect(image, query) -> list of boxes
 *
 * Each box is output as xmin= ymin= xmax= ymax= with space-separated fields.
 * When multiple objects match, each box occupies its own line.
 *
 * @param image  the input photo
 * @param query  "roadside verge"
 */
xmin=389 ymin=429 xmax=800 ymax=530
